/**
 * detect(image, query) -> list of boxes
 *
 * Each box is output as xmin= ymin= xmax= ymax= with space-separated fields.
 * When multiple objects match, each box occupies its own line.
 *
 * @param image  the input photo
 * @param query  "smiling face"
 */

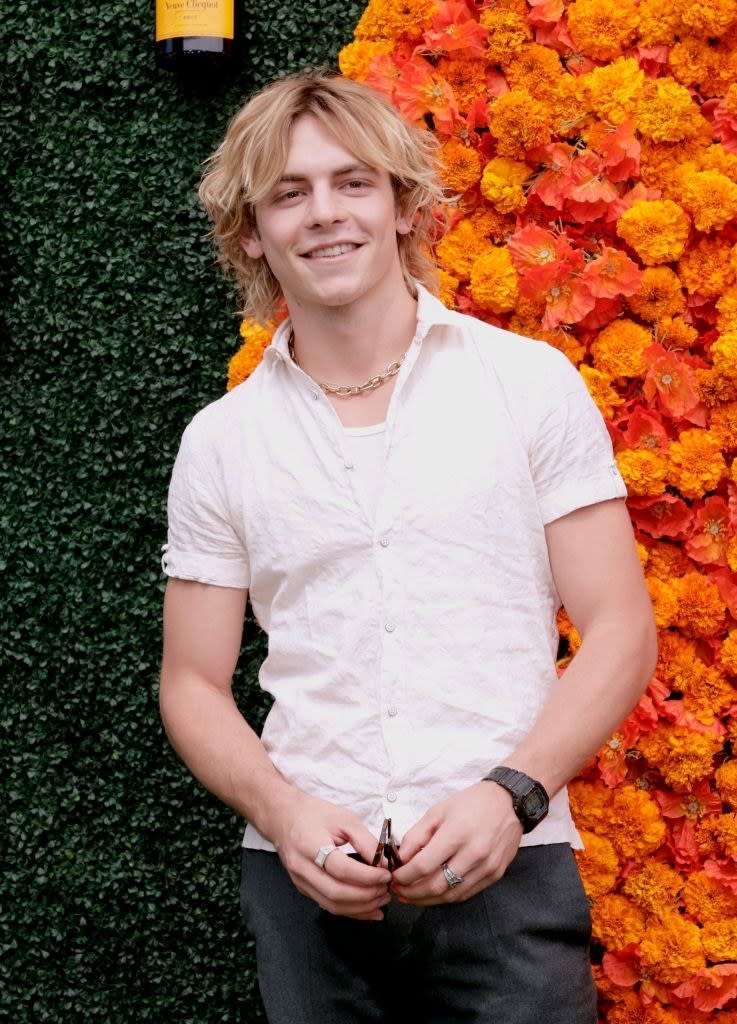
xmin=241 ymin=115 xmax=413 ymax=317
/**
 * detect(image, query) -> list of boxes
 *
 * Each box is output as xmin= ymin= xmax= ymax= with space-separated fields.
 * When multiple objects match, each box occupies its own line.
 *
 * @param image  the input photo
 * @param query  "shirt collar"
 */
xmin=264 ymin=282 xmax=460 ymax=366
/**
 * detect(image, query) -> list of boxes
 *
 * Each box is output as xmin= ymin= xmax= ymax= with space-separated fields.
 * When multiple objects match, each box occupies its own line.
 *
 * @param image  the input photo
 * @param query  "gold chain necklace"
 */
xmin=288 ymin=331 xmax=405 ymax=398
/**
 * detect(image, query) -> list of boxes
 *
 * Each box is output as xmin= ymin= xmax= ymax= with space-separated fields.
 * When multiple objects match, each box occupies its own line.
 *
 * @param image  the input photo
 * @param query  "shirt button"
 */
xmin=384 ymin=622 xmax=396 ymax=633
xmin=344 ymin=460 xmax=354 ymax=470
xmin=311 ymin=390 xmax=319 ymax=400
xmin=379 ymin=536 xmax=390 ymax=547
xmin=387 ymin=706 xmax=398 ymax=717
xmin=387 ymin=791 xmax=398 ymax=803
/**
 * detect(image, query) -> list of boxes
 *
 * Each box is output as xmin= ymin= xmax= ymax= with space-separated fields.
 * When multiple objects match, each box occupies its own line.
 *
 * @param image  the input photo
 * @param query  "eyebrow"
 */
xmin=276 ymin=163 xmax=375 ymax=184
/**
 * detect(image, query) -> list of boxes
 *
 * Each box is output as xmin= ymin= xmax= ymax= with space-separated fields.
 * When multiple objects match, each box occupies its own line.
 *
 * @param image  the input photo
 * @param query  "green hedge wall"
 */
xmin=2 ymin=3 xmax=363 ymax=1020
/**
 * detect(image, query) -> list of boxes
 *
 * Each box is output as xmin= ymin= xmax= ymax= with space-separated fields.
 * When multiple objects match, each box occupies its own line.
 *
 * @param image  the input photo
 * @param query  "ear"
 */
xmin=240 ymin=227 xmax=264 ymax=260
xmin=395 ymin=206 xmax=413 ymax=236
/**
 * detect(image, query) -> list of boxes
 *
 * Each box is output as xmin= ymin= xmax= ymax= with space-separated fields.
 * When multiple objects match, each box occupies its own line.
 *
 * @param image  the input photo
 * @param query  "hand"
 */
xmin=389 ymin=782 xmax=523 ymax=905
xmin=268 ymin=790 xmax=392 ymax=921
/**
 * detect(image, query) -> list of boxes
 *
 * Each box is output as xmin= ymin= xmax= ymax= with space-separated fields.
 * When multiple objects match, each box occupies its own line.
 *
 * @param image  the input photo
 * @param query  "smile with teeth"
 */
xmin=302 ymin=243 xmax=361 ymax=259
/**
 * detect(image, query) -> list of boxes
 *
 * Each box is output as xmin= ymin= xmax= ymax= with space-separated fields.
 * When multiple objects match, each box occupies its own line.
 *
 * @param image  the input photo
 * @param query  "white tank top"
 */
xmin=343 ymin=422 xmax=386 ymax=523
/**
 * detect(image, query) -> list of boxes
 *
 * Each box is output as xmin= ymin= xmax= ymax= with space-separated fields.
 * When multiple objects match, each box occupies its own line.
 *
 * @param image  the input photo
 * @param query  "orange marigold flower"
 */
xmin=435 ymin=218 xmax=493 ymax=278
xmin=646 ymin=575 xmax=679 ymax=627
xmin=701 ymin=143 xmax=737 ymax=183
xmin=338 ymin=39 xmax=396 ymax=81
xmin=623 ymin=860 xmax=683 ymax=917
xmin=654 ymin=316 xmax=698 ymax=351
xmin=568 ymin=779 xmax=612 ymax=831
xmin=617 ymin=449 xmax=668 ymax=497
xmin=635 ymin=78 xmax=706 ymax=144
xmin=479 ymin=156 xmax=530 ymax=214
xmin=717 ymin=761 xmax=737 ymax=807
xmin=599 ymin=784 xmax=667 ymax=860
xmin=638 ymin=723 xmax=723 ymax=790
xmin=674 ymin=571 xmax=727 ymax=638
xmin=469 ymin=247 xmax=519 ymax=313
xmin=488 ymin=89 xmax=553 ymax=159
xmin=437 ymin=268 xmax=459 ymax=307
xmin=720 ymin=629 xmax=737 ymax=674
xmin=669 ymin=38 xmax=737 ymax=100
xmin=683 ymin=870 xmax=737 ymax=923
xmin=227 ymin=320 xmax=273 ymax=390
xmin=668 ymin=429 xmax=728 ymax=499
xmin=580 ymin=57 xmax=644 ymax=124
xmin=503 ymin=42 xmax=564 ymax=100
xmin=716 ymin=291 xmax=737 ymax=333
xmin=557 ymin=605 xmax=582 ymax=655
xmin=702 ymin=918 xmax=737 ymax=962
xmin=639 ymin=913 xmax=705 ymax=985
xmin=648 ymin=543 xmax=693 ymax=583
xmin=575 ymin=829 xmax=620 ymax=899
xmin=579 ymin=365 xmax=625 ymax=420
xmin=616 ymin=199 xmax=691 ymax=266
xmin=678 ymin=170 xmax=737 ymax=233
xmin=567 ymin=0 xmax=639 ymax=63
xmin=680 ymin=0 xmax=737 ymax=39
xmin=682 ymin=663 xmax=737 ymax=725
xmin=354 ymin=0 xmax=437 ymax=41
xmin=480 ymin=8 xmax=532 ymax=65
xmin=440 ymin=137 xmax=482 ymax=193
xmin=699 ymin=812 xmax=737 ymax=859
xmin=591 ymin=319 xmax=651 ymax=378
xmin=627 ymin=267 xmax=685 ymax=322
xmin=710 ymin=331 xmax=737 ymax=377
xmin=678 ymin=237 xmax=736 ymax=298
xmin=591 ymin=893 xmax=647 ymax=949
xmin=436 ymin=56 xmax=487 ymax=112
xmin=636 ymin=0 xmax=682 ymax=46
xmin=696 ymin=369 xmax=737 ymax=407
xmin=549 ymin=75 xmax=591 ymax=137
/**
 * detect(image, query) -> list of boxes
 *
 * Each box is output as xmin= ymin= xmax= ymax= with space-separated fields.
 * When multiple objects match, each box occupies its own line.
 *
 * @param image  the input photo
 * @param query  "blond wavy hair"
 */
xmin=198 ymin=69 xmax=448 ymax=324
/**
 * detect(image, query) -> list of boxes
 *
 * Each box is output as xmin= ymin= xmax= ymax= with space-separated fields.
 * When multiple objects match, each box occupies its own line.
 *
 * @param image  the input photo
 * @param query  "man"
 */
xmin=159 ymin=70 xmax=657 ymax=1023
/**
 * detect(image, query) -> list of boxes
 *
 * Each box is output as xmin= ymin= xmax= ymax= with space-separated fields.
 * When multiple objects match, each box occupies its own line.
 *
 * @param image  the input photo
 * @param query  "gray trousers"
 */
xmin=240 ymin=844 xmax=597 ymax=1024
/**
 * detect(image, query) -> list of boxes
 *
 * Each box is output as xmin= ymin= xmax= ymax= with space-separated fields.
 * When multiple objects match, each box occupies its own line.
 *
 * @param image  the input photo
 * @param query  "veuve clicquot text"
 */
xmin=155 ymin=0 xmax=235 ymax=72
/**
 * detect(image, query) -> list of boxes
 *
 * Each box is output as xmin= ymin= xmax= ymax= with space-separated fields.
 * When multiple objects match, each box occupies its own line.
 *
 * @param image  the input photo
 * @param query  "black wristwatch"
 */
xmin=483 ymin=766 xmax=549 ymax=834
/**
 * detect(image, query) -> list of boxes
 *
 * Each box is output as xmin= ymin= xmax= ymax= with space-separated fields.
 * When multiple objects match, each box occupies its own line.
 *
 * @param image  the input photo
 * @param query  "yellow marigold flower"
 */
xmin=591 ymin=893 xmax=647 ymax=949
xmin=639 ymin=913 xmax=705 ymax=984
xmin=338 ymin=39 xmax=395 ymax=81
xmin=567 ymin=0 xmax=639 ymax=63
xmin=683 ymin=870 xmax=737 ymax=922
xmin=716 ymin=292 xmax=737 ymax=333
xmin=711 ymin=402 xmax=737 ymax=452
xmin=635 ymin=78 xmax=706 ymax=144
xmin=575 ymin=829 xmax=620 ymax=899
xmin=638 ymin=723 xmax=723 ymax=790
xmin=670 ymin=38 xmax=737 ymax=99
xmin=579 ymin=365 xmax=625 ymax=421
xmin=668 ymin=428 xmax=728 ymax=499
xmin=678 ymin=237 xmax=736 ymax=298
xmin=654 ymin=316 xmax=698 ymax=351
xmin=591 ymin=319 xmax=652 ymax=378
xmin=549 ymin=75 xmax=591 ymax=137
xmin=678 ymin=170 xmax=737 ymax=233
xmin=354 ymin=0 xmax=437 ymax=41
xmin=437 ymin=269 xmax=459 ymax=308
xmin=435 ymin=218 xmax=492 ymax=279
xmin=481 ymin=8 xmax=532 ymax=65
xmin=599 ymin=784 xmax=667 ymax=860
xmin=717 ymin=760 xmax=737 ymax=807
xmin=503 ymin=43 xmax=563 ymax=101
xmin=580 ymin=57 xmax=645 ymax=125
xmin=637 ymin=0 xmax=682 ymax=46
xmin=623 ymin=861 xmax=683 ymax=918
xmin=617 ymin=449 xmax=668 ymax=497
xmin=440 ymin=138 xmax=482 ymax=194
xmin=469 ymin=247 xmax=519 ymax=313
xmin=436 ymin=57 xmax=487 ymax=112
xmin=701 ymin=143 xmax=737 ymax=183
xmin=674 ymin=570 xmax=727 ymax=638
xmin=568 ymin=780 xmax=613 ymax=832
xmin=721 ymin=629 xmax=737 ymax=674
xmin=680 ymin=0 xmax=737 ymax=39
xmin=227 ymin=320 xmax=273 ymax=390
xmin=703 ymin=918 xmax=737 ymax=962
xmin=616 ymin=199 xmax=691 ymax=266
xmin=627 ymin=268 xmax=685 ymax=322
xmin=480 ymin=157 xmax=529 ymax=214
xmin=488 ymin=89 xmax=553 ymax=160
xmin=646 ymin=576 xmax=679 ymax=627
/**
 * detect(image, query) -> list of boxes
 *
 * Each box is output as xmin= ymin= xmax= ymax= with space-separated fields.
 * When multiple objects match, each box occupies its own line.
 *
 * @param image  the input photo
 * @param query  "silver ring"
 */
xmin=314 ymin=843 xmax=338 ymax=870
xmin=442 ymin=861 xmax=463 ymax=888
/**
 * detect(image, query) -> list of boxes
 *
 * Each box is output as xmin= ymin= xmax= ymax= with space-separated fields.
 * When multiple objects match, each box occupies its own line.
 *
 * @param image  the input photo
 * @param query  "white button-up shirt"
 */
xmin=162 ymin=287 xmax=627 ymax=850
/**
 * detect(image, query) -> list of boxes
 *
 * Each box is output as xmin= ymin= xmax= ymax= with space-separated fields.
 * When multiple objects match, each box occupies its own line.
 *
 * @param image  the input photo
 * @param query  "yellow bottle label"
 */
xmin=156 ymin=0 xmax=234 ymax=41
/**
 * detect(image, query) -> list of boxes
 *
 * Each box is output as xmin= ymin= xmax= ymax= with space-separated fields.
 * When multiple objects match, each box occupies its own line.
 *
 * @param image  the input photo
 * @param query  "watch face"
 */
xmin=521 ymin=788 xmax=548 ymax=820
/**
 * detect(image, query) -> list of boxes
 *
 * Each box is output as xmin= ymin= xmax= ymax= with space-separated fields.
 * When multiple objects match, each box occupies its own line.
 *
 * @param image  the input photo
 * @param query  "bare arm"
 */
xmin=159 ymin=578 xmax=391 ymax=918
xmin=392 ymin=498 xmax=657 ymax=904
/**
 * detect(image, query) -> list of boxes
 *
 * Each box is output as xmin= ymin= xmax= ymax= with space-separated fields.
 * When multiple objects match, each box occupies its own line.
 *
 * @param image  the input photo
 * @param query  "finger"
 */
xmin=391 ymin=813 xmax=438 ymax=865
xmin=322 ymin=849 xmax=391 ymax=887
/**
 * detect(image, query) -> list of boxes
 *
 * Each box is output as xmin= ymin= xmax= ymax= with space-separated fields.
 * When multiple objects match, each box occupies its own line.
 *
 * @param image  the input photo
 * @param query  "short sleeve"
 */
xmin=161 ymin=422 xmax=250 ymax=589
xmin=528 ymin=350 xmax=627 ymax=525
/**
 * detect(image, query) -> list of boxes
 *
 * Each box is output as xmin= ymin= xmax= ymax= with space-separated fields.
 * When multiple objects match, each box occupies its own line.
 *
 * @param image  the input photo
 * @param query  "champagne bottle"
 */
xmin=155 ymin=0 xmax=235 ymax=72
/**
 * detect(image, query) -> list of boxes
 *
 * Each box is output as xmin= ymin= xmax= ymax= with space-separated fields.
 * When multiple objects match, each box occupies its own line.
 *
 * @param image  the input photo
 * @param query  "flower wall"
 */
xmin=229 ymin=0 xmax=737 ymax=1017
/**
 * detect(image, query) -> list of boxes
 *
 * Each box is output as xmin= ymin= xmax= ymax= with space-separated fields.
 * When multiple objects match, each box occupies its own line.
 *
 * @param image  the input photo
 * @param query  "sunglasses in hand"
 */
xmin=371 ymin=817 xmax=402 ymax=871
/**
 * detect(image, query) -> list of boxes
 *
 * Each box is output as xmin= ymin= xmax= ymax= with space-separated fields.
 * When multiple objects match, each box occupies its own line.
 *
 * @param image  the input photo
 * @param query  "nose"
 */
xmin=306 ymin=183 xmax=346 ymax=227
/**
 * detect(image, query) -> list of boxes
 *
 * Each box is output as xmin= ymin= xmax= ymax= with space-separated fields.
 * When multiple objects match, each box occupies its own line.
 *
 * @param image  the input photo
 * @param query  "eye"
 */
xmin=344 ymin=179 xmax=369 ymax=191
xmin=273 ymin=188 xmax=303 ymax=204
